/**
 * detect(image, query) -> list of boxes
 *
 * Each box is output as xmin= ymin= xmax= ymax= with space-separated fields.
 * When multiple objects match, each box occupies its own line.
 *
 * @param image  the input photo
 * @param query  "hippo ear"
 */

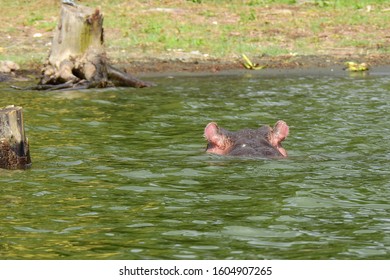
xmin=204 ymin=122 xmax=220 ymax=144
xmin=273 ymin=120 xmax=289 ymax=141
xmin=204 ymin=122 xmax=227 ymax=150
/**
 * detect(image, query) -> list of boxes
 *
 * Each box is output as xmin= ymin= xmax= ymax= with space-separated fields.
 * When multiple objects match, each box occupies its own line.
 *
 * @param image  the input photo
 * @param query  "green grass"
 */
xmin=1 ymin=0 xmax=390 ymax=67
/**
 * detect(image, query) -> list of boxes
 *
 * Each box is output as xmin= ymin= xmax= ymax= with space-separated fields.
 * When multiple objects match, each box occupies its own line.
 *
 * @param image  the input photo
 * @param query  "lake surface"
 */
xmin=0 ymin=68 xmax=389 ymax=259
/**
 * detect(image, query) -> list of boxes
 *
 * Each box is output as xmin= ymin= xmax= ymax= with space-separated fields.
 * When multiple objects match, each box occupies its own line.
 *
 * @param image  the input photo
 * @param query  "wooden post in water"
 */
xmin=0 ymin=105 xmax=31 ymax=169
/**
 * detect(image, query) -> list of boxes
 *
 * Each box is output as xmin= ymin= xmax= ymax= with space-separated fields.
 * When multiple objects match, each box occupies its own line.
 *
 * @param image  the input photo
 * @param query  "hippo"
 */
xmin=204 ymin=120 xmax=289 ymax=158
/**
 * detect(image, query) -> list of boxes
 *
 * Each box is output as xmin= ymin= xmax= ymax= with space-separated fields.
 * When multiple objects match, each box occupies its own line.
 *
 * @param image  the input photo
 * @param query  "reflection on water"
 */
xmin=0 ymin=69 xmax=389 ymax=259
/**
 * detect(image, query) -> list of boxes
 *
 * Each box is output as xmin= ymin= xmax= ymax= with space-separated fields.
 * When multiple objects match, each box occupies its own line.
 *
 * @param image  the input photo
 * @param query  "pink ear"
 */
xmin=204 ymin=122 xmax=229 ymax=154
xmin=204 ymin=122 xmax=219 ymax=140
xmin=274 ymin=120 xmax=289 ymax=141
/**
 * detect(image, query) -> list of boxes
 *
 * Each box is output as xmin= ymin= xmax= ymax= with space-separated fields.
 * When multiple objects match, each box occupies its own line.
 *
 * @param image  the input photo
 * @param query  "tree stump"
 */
xmin=0 ymin=106 xmax=31 ymax=170
xmin=39 ymin=3 xmax=153 ymax=90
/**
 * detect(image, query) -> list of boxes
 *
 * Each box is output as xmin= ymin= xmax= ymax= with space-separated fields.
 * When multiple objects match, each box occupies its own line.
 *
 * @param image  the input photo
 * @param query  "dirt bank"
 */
xmin=2 ymin=53 xmax=389 ymax=83
xmin=2 ymin=1 xmax=390 ymax=81
xmin=120 ymin=53 xmax=390 ymax=75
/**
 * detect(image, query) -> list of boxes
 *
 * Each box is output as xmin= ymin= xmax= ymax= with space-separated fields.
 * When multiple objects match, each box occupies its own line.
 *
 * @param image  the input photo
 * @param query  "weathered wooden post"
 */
xmin=0 ymin=105 xmax=31 ymax=169
xmin=39 ymin=3 xmax=153 ymax=89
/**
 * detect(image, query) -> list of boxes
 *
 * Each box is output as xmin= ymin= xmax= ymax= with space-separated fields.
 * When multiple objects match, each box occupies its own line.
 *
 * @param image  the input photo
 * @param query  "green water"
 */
xmin=0 ymin=69 xmax=389 ymax=259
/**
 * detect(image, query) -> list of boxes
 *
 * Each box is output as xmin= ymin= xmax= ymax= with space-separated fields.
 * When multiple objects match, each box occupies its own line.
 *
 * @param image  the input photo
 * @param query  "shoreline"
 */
xmin=2 ymin=1 xmax=390 ymax=82
xmin=2 ymin=53 xmax=390 ymax=83
xmin=120 ymin=53 xmax=390 ymax=76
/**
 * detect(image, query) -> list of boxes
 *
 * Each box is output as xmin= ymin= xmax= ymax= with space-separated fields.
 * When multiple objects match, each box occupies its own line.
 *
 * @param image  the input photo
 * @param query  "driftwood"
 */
xmin=38 ymin=3 xmax=153 ymax=90
xmin=0 ymin=106 xmax=31 ymax=169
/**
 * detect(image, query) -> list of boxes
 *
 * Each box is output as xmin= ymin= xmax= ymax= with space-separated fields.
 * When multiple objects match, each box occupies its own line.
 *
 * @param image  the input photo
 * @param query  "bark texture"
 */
xmin=0 ymin=105 xmax=31 ymax=170
xmin=39 ymin=4 xmax=153 ymax=89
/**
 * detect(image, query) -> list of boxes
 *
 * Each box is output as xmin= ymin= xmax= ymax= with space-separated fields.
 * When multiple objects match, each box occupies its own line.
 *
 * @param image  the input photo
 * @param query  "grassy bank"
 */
xmin=1 ymin=0 xmax=390 ymax=69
